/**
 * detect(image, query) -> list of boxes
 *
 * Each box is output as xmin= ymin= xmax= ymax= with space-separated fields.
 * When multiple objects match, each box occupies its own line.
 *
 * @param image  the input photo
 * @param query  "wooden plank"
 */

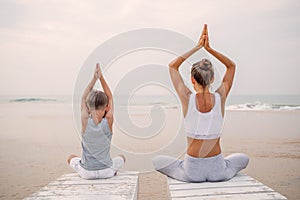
xmin=170 ymin=185 xmax=274 ymax=197
xmin=50 ymin=174 xmax=138 ymax=186
xmin=60 ymin=171 xmax=138 ymax=178
xmin=168 ymin=173 xmax=288 ymax=200
xmin=169 ymin=180 xmax=264 ymax=190
xmin=172 ymin=192 xmax=288 ymax=200
xmin=24 ymin=171 xmax=139 ymax=200
xmin=167 ymin=173 xmax=252 ymax=184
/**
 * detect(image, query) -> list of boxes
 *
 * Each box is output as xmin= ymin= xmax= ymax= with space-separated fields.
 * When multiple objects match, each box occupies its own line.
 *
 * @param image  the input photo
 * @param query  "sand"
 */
xmin=0 ymin=102 xmax=299 ymax=200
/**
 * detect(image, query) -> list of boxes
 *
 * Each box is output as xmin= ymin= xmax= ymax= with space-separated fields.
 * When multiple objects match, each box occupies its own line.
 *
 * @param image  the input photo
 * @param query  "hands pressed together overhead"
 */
xmin=197 ymin=24 xmax=210 ymax=50
xmin=94 ymin=63 xmax=103 ymax=79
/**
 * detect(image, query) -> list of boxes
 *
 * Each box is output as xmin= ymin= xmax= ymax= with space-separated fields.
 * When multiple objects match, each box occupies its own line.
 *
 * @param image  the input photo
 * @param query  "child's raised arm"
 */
xmin=97 ymin=64 xmax=114 ymax=128
xmin=81 ymin=66 xmax=98 ymax=132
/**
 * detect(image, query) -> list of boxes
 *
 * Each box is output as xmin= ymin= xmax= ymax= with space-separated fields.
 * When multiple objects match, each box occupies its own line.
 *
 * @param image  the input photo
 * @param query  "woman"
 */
xmin=67 ymin=63 xmax=125 ymax=180
xmin=152 ymin=24 xmax=249 ymax=182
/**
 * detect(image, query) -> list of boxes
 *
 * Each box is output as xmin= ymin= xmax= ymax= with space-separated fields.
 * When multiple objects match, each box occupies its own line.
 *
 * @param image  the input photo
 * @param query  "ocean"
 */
xmin=2 ymin=94 xmax=300 ymax=111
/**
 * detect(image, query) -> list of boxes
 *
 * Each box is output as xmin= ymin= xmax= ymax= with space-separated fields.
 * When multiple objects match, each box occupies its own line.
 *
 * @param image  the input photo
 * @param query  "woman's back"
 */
xmin=185 ymin=92 xmax=224 ymax=158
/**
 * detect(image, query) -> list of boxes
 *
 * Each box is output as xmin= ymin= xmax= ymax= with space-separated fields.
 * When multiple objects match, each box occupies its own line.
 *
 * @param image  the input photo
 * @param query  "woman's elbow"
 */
xmin=168 ymin=62 xmax=175 ymax=68
xmin=168 ymin=62 xmax=179 ymax=70
xmin=227 ymin=62 xmax=236 ymax=69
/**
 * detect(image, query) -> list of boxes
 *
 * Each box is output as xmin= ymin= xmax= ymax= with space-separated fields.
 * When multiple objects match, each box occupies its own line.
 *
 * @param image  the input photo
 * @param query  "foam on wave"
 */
xmin=226 ymin=101 xmax=300 ymax=111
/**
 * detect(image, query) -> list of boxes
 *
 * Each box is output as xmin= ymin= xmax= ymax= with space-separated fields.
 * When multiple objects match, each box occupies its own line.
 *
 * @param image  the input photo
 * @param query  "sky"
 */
xmin=0 ymin=0 xmax=299 ymax=96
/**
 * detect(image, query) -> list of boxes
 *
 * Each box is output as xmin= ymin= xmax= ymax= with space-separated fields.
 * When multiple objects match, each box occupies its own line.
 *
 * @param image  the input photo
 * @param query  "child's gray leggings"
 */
xmin=152 ymin=153 xmax=249 ymax=182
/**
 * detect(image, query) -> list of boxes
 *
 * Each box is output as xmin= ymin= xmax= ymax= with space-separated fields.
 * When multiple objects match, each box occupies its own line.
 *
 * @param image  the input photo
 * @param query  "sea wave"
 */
xmin=9 ymin=98 xmax=57 ymax=103
xmin=226 ymin=102 xmax=300 ymax=111
xmin=143 ymin=101 xmax=300 ymax=111
xmin=6 ymin=97 xmax=300 ymax=111
xmin=118 ymin=103 xmax=179 ymax=109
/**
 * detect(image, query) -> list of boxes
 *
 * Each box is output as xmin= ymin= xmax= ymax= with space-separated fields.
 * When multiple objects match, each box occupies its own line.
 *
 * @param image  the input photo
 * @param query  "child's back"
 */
xmin=80 ymin=117 xmax=112 ymax=170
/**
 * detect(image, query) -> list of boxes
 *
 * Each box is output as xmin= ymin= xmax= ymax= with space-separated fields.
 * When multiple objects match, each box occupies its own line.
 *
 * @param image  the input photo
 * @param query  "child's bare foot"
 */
xmin=119 ymin=154 xmax=126 ymax=163
xmin=67 ymin=155 xmax=78 ymax=164
xmin=114 ymin=155 xmax=126 ymax=176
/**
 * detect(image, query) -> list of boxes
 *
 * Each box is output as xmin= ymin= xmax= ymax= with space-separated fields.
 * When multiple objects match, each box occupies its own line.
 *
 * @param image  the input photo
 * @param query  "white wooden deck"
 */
xmin=167 ymin=173 xmax=288 ymax=200
xmin=24 ymin=171 xmax=139 ymax=200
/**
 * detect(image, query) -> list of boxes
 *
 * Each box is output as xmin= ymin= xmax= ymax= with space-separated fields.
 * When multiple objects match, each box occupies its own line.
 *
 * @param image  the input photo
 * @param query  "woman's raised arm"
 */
xmin=169 ymin=24 xmax=207 ymax=115
xmin=204 ymin=27 xmax=236 ymax=98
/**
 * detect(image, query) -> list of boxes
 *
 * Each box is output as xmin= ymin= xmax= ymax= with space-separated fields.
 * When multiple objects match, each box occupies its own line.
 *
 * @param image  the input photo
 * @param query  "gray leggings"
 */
xmin=152 ymin=153 xmax=249 ymax=182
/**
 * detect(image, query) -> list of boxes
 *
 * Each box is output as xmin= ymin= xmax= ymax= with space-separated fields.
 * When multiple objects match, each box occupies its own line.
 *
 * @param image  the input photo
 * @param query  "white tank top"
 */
xmin=184 ymin=92 xmax=224 ymax=139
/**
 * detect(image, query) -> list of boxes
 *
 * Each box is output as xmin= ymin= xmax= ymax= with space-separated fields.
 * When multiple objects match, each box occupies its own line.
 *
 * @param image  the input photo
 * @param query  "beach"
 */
xmin=0 ymin=101 xmax=299 ymax=200
xmin=1 ymin=0 xmax=299 ymax=199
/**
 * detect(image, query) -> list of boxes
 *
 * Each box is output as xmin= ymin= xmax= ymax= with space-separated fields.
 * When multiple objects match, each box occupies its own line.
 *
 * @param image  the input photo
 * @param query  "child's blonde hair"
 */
xmin=86 ymin=90 xmax=108 ymax=110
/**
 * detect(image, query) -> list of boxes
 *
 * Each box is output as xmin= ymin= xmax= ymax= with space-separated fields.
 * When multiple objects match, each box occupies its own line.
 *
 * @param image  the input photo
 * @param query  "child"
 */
xmin=67 ymin=63 xmax=125 ymax=179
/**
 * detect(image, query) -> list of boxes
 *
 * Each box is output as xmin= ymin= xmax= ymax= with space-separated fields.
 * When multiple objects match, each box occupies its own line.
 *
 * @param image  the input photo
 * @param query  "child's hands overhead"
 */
xmin=96 ymin=63 xmax=103 ymax=79
xmin=94 ymin=64 xmax=98 ymax=79
xmin=94 ymin=63 xmax=103 ymax=79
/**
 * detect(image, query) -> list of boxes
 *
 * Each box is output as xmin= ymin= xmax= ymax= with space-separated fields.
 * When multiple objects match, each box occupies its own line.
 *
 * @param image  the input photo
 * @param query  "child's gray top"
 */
xmin=80 ymin=117 xmax=112 ymax=170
